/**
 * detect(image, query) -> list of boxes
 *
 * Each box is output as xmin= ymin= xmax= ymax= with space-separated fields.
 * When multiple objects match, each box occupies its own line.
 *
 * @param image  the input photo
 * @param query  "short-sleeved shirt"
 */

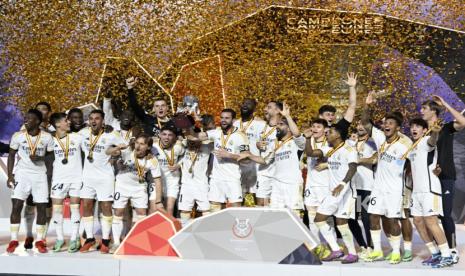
xmin=206 ymin=127 xmax=249 ymax=181
xmin=321 ymin=143 xmax=358 ymax=190
xmin=306 ymin=137 xmax=330 ymax=187
xmin=257 ymin=124 xmax=277 ymax=177
xmin=268 ymin=135 xmax=306 ymax=185
xmin=116 ymin=150 xmax=161 ymax=185
xmin=52 ymin=133 xmax=83 ymax=183
xmin=180 ymin=143 xmax=213 ymax=186
xmin=408 ymin=137 xmax=441 ymax=194
xmin=352 ymin=138 xmax=377 ymax=191
xmin=153 ymin=141 xmax=185 ymax=181
xmin=371 ymin=127 xmax=412 ymax=193
xmin=79 ymin=128 xmax=125 ymax=180
xmin=233 ymin=118 xmax=266 ymax=155
xmin=10 ymin=130 xmax=54 ymax=174
xmin=436 ymin=121 xmax=457 ymax=180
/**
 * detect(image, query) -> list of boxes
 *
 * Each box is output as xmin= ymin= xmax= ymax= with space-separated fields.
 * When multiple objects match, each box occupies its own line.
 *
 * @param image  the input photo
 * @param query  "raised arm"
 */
xmin=126 ymin=77 xmax=151 ymax=123
xmin=427 ymin=121 xmax=442 ymax=147
xmin=361 ymin=91 xmax=375 ymax=135
xmin=343 ymin=72 xmax=357 ymax=123
xmin=102 ymin=96 xmax=116 ymax=127
xmin=433 ymin=95 xmax=465 ymax=131
xmin=280 ymin=102 xmax=300 ymax=137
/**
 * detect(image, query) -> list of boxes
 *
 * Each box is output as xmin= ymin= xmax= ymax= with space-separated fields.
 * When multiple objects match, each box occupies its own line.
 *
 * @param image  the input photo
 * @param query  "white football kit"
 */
xmin=265 ymin=135 xmax=305 ymax=210
xmin=351 ymin=138 xmax=376 ymax=192
xmin=207 ymin=127 xmax=249 ymax=203
xmin=233 ymin=118 xmax=266 ymax=194
xmin=368 ymin=127 xmax=412 ymax=218
xmin=153 ymin=141 xmax=185 ymax=199
xmin=51 ymin=133 xmax=83 ymax=199
xmin=408 ymin=137 xmax=443 ymax=217
xmin=9 ymin=130 xmax=54 ymax=203
xmin=113 ymin=150 xmax=161 ymax=209
xmin=255 ymin=124 xmax=277 ymax=199
xmin=178 ymin=143 xmax=213 ymax=212
xmin=304 ymin=137 xmax=331 ymax=207
xmin=80 ymin=128 xmax=125 ymax=201
xmin=317 ymin=143 xmax=358 ymax=219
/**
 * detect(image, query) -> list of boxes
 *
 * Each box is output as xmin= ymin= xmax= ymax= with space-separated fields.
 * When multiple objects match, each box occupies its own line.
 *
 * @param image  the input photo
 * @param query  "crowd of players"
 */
xmin=4 ymin=73 xmax=465 ymax=268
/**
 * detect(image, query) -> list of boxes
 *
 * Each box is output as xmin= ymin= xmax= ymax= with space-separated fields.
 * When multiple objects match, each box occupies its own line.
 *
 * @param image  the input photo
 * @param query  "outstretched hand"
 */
xmin=279 ymin=102 xmax=291 ymax=117
xmin=366 ymin=91 xmax=376 ymax=105
xmin=343 ymin=72 xmax=357 ymax=88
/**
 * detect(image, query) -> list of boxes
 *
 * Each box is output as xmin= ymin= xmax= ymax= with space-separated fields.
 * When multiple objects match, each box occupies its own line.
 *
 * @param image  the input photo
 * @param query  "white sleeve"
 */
xmin=46 ymin=136 xmax=54 ymax=152
xmin=371 ymin=127 xmax=386 ymax=149
xmin=420 ymin=136 xmax=435 ymax=152
xmin=103 ymin=98 xmax=116 ymax=127
xmin=206 ymin=129 xmax=217 ymax=141
xmin=149 ymin=159 xmax=162 ymax=179
xmin=294 ymin=135 xmax=306 ymax=150
xmin=347 ymin=148 xmax=358 ymax=164
xmin=9 ymin=133 xmax=20 ymax=150
xmin=320 ymin=145 xmax=331 ymax=156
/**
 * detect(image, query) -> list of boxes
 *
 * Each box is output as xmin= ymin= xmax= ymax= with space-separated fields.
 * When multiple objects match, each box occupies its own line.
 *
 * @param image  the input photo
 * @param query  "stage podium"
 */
xmin=169 ymin=208 xmax=321 ymax=264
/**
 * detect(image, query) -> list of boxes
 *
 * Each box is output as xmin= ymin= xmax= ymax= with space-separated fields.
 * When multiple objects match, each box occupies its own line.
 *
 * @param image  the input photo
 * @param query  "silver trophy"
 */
xmin=177 ymin=95 xmax=200 ymax=115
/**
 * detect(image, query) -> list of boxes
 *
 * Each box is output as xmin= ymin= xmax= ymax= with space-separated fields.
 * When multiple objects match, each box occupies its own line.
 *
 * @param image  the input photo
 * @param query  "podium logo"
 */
xmin=232 ymin=218 xmax=253 ymax=239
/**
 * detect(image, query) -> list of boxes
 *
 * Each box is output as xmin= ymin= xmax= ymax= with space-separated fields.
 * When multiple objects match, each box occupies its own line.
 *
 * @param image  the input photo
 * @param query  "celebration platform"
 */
xmin=0 ymin=224 xmax=463 ymax=276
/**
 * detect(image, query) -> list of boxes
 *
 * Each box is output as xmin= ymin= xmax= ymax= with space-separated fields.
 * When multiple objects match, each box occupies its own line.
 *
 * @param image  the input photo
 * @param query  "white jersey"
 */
xmin=9 ymin=130 xmax=54 ymax=174
xmin=153 ymin=141 xmax=185 ymax=181
xmin=321 ymin=143 xmax=358 ymax=193
xmin=180 ymin=143 xmax=213 ymax=186
xmin=372 ymin=127 xmax=412 ymax=193
xmin=103 ymin=97 xmax=121 ymax=131
xmin=233 ymin=118 xmax=266 ymax=155
xmin=352 ymin=138 xmax=377 ymax=191
xmin=51 ymin=133 xmax=83 ymax=183
xmin=117 ymin=129 xmax=134 ymax=145
xmin=116 ymin=150 xmax=161 ymax=185
xmin=408 ymin=137 xmax=441 ymax=194
xmin=268 ymin=135 xmax=306 ymax=185
xmin=306 ymin=137 xmax=330 ymax=187
xmin=80 ymin=128 xmax=125 ymax=180
xmin=206 ymin=127 xmax=249 ymax=181
xmin=257 ymin=124 xmax=277 ymax=177
xmin=21 ymin=123 xmax=55 ymax=133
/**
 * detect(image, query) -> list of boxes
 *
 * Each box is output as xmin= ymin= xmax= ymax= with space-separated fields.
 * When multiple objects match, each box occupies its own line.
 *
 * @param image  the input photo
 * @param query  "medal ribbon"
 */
xmin=311 ymin=136 xmax=327 ymax=149
xmin=188 ymin=149 xmax=199 ymax=173
xmin=326 ymin=141 xmax=345 ymax=158
xmin=88 ymin=129 xmax=104 ymax=159
xmin=159 ymin=141 xmax=175 ymax=166
xmin=124 ymin=129 xmax=132 ymax=141
xmin=379 ymin=136 xmax=400 ymax=156
xmin=260 ymin=125 xmax=276 ymax=140
xmin=220 ymin=128 xmax=234 ymax=148
xmin=133 ymin=151 xmax=147 ymax=183
xmin=55 ymin=134 xmax=70 ymax=161
xmin=274 ymin=136 xmax=293 ymax=152
xmin=239 ymin=118 xmax=254 ymax=132
xmin=25 ymin=130 xmax=42 ymax=156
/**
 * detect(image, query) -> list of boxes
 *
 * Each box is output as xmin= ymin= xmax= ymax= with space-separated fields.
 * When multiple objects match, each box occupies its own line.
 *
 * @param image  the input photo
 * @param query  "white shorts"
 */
xmin=50 ymin=182 xmax=82 ymax=199
xmin=254 ymin=175 xmax=273 ymax=199
xmin=317 ymin=186 xmax=356 ymax=219
xmin=411 ymin=192 xmax=443 ymax=217
xmin=304 ymin=186 xmax=330 ymax=207
xmin=208 ymin=178 xmax=243 ymax=203
xmin=367 ymin=189 xmax=404 ymax=219
xmin=81 ymin=178 xmax=114 ymax=201
xmin=11 ymin=173 xmax=49 ymax=203
xmin=403 ymin=188 xmax=412 ymax=209
xmin=178 ymin=182 xmax=210 ymax=212
xmin=240 ymin=163 xmax=257 ymax=194
xmin=162 ymin=178 xmax=180 ymax=199
xmin=113 ymin=181 xmax=148 ymax=209
xmin=270 ymin=180 xmax=303 ymax=210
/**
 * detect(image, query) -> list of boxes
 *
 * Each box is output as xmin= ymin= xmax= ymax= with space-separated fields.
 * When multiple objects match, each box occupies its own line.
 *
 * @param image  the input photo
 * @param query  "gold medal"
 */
xmin=87 ymin=128 xmax=103 ymax=162
xmin=260 ymin=125 xmax=276 ymax=141
xmin=187 ymin=150 xmax=199 ymax=174
xmin=134 ymin=151 xmax=147 ymax=184
xmin=159 ymin=141 xmax=175 ymax=166
xmin=25 ymin=130 xmax=42 ymax=158
xmin=220 ymin=128 xmax=234 ymax=148
xmin=55 ymin=133 xmax=70 ymax=165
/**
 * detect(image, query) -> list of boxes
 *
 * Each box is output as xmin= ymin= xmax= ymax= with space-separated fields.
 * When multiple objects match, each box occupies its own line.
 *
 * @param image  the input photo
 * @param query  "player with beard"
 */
xmin=361 ymin=93 xmax=412 ymax=264
xmin=126 ymin=77 xmax=172 ymax=137
xmin=351 ymin=120 xmax=377 ymax=260
xmin=108 ymin=133 xmax=163 ymax=252
xmin=187 ymin=109 xmax=250 ymax=211
xmin=302 ymin=118 xmax=331 ymax=259
xmin=6 ymin=109 xmax=54 ymax=253
xmin=406 ymin=118 xmax=453 ymax=268
xmin=233 ymin=99 xmax=266 ymax=202
xmin=79 ymin=110 xmax=126 ymax=253
xmin=254 ymin=101 xmax=283 ymax=206
xmin=49 ymin=112 xmax=83 ymax=253
xmin=305 ymin=124 xmax=359 ymax=263
xmin=68 ymin=108 xmax=87 ymax=133
xmin=152 ymin=126 xmax=184 ymax=215
xmin=239 ymin=103 xmax=304 ymax=214
xmin=420 ymin=95 xmax=465 ymax=264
